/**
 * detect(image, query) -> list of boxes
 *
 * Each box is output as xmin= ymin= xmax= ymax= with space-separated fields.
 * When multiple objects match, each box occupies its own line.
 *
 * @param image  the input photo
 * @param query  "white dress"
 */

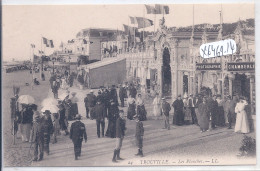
xmin=234 ymin=100 xmax=250 ymax=133
xmin=153 ymin=97 xmax=161 ymax=117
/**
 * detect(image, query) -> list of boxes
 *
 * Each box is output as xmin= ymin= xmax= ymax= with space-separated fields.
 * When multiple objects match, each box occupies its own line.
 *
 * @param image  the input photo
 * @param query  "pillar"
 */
xmin=157 ymin=65 xmax=162 ymax=97
xmin=197 ymin=73 xmax=201 ymax=94
xmin=217 ymin=80 xmax=221 ymax=95
xmin=228 ymin=74 xmax=234 ymax=97
xmin=221 ymin=75 xmax=226 ymax=98
xmin=249 ymin=75 xmax=255 ymax=113
xmin=171 ymin=68 xmax=176 ymax=99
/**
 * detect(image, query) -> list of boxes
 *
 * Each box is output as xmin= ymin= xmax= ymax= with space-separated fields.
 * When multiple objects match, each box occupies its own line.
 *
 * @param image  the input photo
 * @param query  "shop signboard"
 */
xmin=227 ymin=62 xmax=255 ymax=71
xmin=196 ymin=63 xmax=221 ymax=70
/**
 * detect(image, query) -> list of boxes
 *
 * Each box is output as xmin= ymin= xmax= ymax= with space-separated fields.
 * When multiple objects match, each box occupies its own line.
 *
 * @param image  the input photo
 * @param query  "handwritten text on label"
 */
xmin=200 ymin=39 xmax=236 ymax=58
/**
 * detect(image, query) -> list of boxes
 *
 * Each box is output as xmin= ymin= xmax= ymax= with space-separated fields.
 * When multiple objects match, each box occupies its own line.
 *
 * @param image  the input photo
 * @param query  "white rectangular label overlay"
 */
xmin=200 ymin=39 xmax=237 ymax=58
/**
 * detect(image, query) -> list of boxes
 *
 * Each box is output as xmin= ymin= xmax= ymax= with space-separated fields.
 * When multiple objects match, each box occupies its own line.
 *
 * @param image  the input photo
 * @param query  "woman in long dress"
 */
xmin=127 ymin=95 xmax=136 ymax=120
xmin=153 ymin=93 xmax=161 ymax=120
xmin=105 ymin=100 xmax=119 ymax=138
xmin=216 ymin=95 xmax=226 ymax=126
xmin=198 ymin=97 xmax=210 ymax=132
xmin=183 ymin=97 xmax=192 ymax=124
xmin=70 ymin=92 xmax=79 ymax=120
xmin=136 ymin=94 xmax=147 ymax=121
xmin=234 ymin=97 xmax=250 ymax=134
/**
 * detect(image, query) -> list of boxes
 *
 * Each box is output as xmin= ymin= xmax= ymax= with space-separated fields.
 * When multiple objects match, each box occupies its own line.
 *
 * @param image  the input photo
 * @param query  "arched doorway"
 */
xmin=162 ymin=47 xmax=171 ymax=97
xmin=233 ymin=73 xmax=250 ymax=102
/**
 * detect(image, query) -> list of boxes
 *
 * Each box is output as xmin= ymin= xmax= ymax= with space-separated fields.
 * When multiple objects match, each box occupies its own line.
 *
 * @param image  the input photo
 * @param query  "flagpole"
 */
xmin=154 ymin=10 xmax=156 ymax=35
xmin=133 ymin=17 xmax=136 ymax=48
xmin=143 ymin=6 xmax=145 ymax=45
xmin=127 ymin=16 xmax=129 ymax=49
xmin=31 ymin=45 xmax=34 ymax=90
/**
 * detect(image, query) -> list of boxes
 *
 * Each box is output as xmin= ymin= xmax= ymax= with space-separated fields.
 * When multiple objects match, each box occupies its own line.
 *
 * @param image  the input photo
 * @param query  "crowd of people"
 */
xmin=14 ymin=70 xmax=252 ymax=163
xmin=167 ymin=93 xmax=251 ymax=134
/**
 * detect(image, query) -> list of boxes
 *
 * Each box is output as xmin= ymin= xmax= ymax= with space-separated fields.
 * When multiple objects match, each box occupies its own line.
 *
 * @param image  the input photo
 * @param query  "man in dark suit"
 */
xmin=161 ymin=97 xmax=171 ymax=130
xmin=112 ymin=110 xmax=126 ymax=162
xmin=194 ymin=95 xmax=202 ymax=125
xmin=129 ymin=84 xmax=137 ymax=99
xmin=70 ymin=114 xmax=87 ymax=160
xmin=42 ymin=110 xmax=53 ymax=155
xmin=208 ymin=95 xmax=218 ymax=129
xmin=87 ymin=90 xmax=97 ymax=120
xmin=84 ymin=93 xmax=89 ymax=118
xmin=119 ymin=84 xmax=128 ymax=107
xmin=92 ymin=99 xmax=106 ymax=138
xmin=188 ymin=94 xmax=198 ymax=125
xmin=30 ymin=113 xmax=44 ymax=161
xmin=134 ymin=115 xmax=144 ymax=157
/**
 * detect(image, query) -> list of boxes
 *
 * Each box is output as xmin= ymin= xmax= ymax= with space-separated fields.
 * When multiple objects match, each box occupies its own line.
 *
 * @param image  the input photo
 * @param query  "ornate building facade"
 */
xmin=120 ymin=18 xmax=255 ymax=114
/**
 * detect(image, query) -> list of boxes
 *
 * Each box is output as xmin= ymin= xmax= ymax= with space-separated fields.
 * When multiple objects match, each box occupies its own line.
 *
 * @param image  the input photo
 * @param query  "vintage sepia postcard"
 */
xmin=2 ymin=1 xmax=257 ymax=170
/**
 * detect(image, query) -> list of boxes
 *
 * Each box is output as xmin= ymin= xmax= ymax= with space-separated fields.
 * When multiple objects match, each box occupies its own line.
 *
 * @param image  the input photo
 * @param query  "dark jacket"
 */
xmin=110 ymin=88 xmax=119 ymax=105
xmin=129 ymin=87 xmax=137 ymax=98
xmin=84 ymin=97 xmax=88 ymax=108
xmin=70 ymin=121 xmax=87 ymax=143
xmin=96 ymin=94 xmax=104 ymax=104
xmin=119 ymin=87 xmax=127 ymax=100
xmin=93 ymin=103 xmax=106 ymax=120
xmin=108 ymin=104 xmax=119 ymax=120
xmin=162 ymin=102 xmax=171 ymax=116
xmin=116 ymin=117 xmax=126 ymax=138
xmin=42 ymin=117 xmax=54 ymax=136
xmin=30 ymin=119 xmax=44 ymax=143
xmin=208 ymin=99 xmax=218 ymax=113
xmin=172 ymin=99 xmax=184 ymax=113
xmin=18 ymin=107 xmax=33 ymax=124
xmin=135 ymin=121 xmax=144 ymax=137
xmin=86 ymin=94 xmax=96 ymax=107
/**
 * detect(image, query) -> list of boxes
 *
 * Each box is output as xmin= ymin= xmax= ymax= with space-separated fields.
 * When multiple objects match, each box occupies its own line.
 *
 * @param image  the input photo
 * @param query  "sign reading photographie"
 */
xmin=196 ymin=63 xmax=221 ymax=70
xmin=200 ymin=39 xmax=236 ymax=58
xmin=227 ymin=62 xmax=255 ymax=71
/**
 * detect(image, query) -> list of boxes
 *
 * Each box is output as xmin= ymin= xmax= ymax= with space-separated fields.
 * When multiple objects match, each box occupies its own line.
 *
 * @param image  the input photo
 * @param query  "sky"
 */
xmin=2 ymin=3 xmax=254 ymax=61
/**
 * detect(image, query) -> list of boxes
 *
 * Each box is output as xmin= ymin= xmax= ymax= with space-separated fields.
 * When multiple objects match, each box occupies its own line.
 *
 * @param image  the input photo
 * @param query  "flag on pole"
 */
xmin=42 ymin=37 xmax=54 ymax=48
xmin=31 ymin=44 xmax=35 ymax=48
xmin=123 ymin=24 xmax=137 ymax=35
xmin=155 ymin=4 xmax=170 ymax=14
xmin=145 ymin=5 xmax=156 ymax=14
xmin=39 ymin=50 xmax=44 ymax=54
xmin=129 ymin=16 xmax=137 ymax=24
xmin=135 ymin=17 xmax=153 ymax=28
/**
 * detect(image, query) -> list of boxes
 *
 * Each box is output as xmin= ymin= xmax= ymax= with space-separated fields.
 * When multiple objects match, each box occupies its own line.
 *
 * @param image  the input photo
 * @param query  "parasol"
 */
xmin=41 ymin=105 xmax=59 ymax=113
xmin=59 ymin=93 xmax=69 ymax=101
xmin=41 ymin=97 xmax=58 ymax=107
xmin=17 ymin=95 xmax=35 ymax=104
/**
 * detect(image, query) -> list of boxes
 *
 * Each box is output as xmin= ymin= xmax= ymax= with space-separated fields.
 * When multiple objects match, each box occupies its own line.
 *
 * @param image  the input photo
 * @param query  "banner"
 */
xmin=136 ymin=17 xmax=153 ymax=28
